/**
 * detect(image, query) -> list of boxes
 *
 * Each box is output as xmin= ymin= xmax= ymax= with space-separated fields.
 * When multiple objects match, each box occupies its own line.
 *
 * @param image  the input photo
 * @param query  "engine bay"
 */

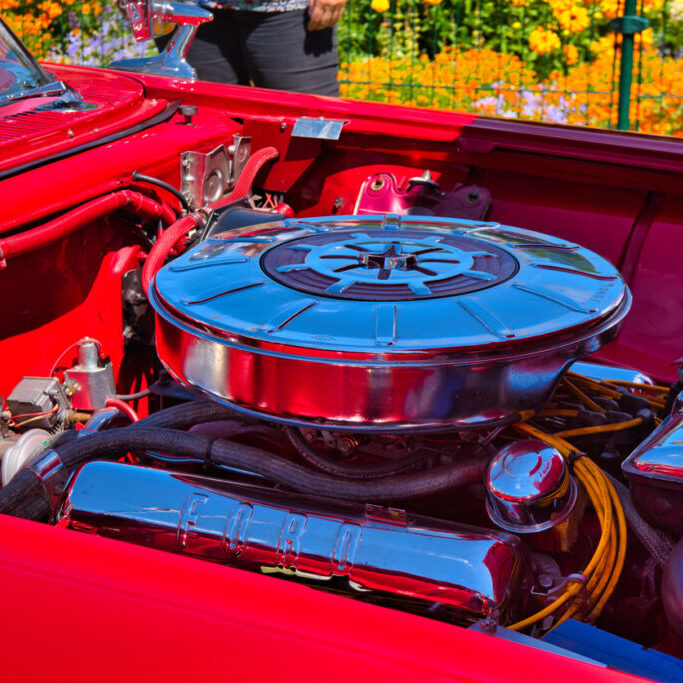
xmin=2 ymin=128 xmax=683 ymax=678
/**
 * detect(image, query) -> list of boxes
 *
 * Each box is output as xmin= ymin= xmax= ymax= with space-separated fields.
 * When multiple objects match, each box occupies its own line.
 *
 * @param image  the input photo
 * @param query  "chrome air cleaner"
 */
xmin=150 ymin=215 xmax=631 ymax=432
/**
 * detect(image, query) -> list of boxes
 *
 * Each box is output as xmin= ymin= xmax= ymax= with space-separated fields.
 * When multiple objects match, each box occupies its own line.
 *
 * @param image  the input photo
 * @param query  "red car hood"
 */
xmin=0 ymin=65 xmax=167 ymax=175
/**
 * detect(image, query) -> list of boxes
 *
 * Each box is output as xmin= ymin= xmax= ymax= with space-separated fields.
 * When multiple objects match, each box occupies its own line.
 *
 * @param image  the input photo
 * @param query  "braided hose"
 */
xmin=0 ymin=190 xmax=176 ymax=269
xmin=141 ymin=146 xmax=280 ymax=294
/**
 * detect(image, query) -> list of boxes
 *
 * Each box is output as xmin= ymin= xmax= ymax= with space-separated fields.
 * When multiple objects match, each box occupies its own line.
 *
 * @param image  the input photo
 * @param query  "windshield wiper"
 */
xmin=0 ymin=80 xmax=92 ymax=111
xmin=0 ymin=80 xmax=71 ymax=106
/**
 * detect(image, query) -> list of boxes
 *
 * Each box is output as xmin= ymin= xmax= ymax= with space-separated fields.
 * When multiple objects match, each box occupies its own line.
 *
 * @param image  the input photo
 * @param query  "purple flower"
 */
xmin=544 ymin=105 xmax=568 ymax=124
xmin=48 ymin=3 xmax=154 ymax=66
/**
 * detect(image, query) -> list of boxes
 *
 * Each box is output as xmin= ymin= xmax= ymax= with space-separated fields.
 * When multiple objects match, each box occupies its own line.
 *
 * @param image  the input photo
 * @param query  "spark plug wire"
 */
xmin=506 ymin=417 xmax=628 ymax=632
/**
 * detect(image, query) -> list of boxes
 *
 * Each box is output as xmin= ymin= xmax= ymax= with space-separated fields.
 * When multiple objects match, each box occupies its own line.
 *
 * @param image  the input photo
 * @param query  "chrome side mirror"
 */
xmin=112 ymin=1 xmax=212 ymax=80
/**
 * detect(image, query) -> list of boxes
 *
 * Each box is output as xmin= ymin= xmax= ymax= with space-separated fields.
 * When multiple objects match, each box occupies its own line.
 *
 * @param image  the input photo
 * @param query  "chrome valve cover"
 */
xmin=57 ymin=461 xmax=529 ymax=624
xmin=150 ymin=215 xmax=630 ymax=431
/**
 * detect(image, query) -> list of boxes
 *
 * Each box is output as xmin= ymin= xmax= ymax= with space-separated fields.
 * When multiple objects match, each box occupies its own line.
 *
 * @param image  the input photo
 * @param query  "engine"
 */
xmin=2 ymin=191 xmax=683 ymax=671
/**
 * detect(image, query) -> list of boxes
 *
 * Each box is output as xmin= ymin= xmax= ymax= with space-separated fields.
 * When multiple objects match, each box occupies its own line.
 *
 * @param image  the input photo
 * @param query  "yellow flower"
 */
xmin=82 ymin=2 xmax=92 ymax=14
xmin=635 ymin=28 xmax=654 ymax=48
xmin=424 ymin=0 xmax=442 ymax=4
xmin=528 ymin=27 xmax=561 ymax=55
xmin=371 ymin=0 xmax=390 ymax=11
xmin=511 ymin=21 xmax=522 ymax=30
xmin=557 ymin=6 xmax=590 ymax=33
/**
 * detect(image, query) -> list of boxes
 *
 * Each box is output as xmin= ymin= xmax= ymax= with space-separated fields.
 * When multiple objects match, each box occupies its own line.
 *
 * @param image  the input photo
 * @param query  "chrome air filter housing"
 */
xmin=150 ymin=215 xmax=631 ymax=432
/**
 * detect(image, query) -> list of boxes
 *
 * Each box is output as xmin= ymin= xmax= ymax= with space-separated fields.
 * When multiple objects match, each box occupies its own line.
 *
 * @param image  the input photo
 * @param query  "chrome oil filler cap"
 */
xmin=150 ymin=215 xmax=631 ymax=432
xmin=485 ymin=439 xmax=578 ymax=533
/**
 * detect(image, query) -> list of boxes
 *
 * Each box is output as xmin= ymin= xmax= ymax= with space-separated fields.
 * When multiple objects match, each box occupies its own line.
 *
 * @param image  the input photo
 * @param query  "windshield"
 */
xmin=0 ymin=18 xmax=55 ymax=103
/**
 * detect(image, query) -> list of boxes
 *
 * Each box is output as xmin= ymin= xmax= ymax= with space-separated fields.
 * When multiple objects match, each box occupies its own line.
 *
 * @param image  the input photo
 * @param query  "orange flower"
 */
xmin=564 ymin=44 xmax=579 ymax=65
xmin=528 ymin=27 xmax=561 ymax=54
xmin=600 ymin=0 xmax=620 ymax=19
xmin=39 ymin=1 xmax=62 ymax=19
xmin=557 ymin=6 xmax=590 ymax=33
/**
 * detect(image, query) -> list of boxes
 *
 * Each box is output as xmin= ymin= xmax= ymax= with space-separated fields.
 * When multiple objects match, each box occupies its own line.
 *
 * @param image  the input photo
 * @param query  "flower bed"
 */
xmin=2 ymin=0 xmax=682 ymax=135
xmin=338 ymin=0 xmax=683 ymax=134
xmin=339 ymin=39 xmax=683 ymax=135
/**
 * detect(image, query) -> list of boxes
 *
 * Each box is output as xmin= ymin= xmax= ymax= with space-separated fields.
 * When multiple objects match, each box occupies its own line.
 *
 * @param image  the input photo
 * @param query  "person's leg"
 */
xmin=157 ymin=9 xmax=250 ymax=84
xmin=243 ymin=10 xmax=340 ymax=96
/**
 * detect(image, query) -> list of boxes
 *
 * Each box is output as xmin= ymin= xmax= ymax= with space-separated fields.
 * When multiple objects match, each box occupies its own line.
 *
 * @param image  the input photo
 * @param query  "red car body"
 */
xmin=1 ymin=51 xmax=682 ymax=681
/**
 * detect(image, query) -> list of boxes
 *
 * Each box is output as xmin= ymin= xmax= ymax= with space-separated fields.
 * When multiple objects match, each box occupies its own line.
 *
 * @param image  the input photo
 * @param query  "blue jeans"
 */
xmin=181 ymin=8 xmax=340 ymax=96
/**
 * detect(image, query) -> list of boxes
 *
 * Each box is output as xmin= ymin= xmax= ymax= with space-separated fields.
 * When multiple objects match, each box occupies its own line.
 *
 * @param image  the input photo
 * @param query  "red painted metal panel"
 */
xmin=112 ymin=68 xmax=683 ymax=176
xmin=0 ymin=67 xmax=168 ymax=174
xmin=0 ymin=243 xmax=140 ymax=399
xmin=605 ymin=194 xmax=683 ymax=379
xmin=0 ymin=514 xmax=644 ymax=682
xmin=0 ymin=109 xmax=241 ymax=231
xmin=482 ymin=168 xmax=645 ymax=267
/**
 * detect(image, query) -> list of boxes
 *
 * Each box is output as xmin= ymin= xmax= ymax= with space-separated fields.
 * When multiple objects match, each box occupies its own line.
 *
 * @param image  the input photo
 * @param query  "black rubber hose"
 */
xmin=285 ymin=426 xmax=435 ymax=480
xmin=132 ymin=171 xmax=189 ymax=213
xmin=132 ymin=399 xmax=244 ymax=430
xmin=189 ymin=420 xmax=282 ymax=442
xmin=0 ymin=428 xmax=488 ymax=519
xmin=114 ymin=388 xmax=152 ymax=401
xmin=61 ymin=429 xmax=487 ymax=501
xmin=0 ymin=469 xmax=48 ymax=518
xmin=0 ymin=401 xmax=242 ymax=520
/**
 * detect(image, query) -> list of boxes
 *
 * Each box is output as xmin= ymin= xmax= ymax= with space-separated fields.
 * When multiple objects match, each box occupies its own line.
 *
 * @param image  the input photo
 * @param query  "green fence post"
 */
xmin=611 ymin=0 xmax=649 ymax=130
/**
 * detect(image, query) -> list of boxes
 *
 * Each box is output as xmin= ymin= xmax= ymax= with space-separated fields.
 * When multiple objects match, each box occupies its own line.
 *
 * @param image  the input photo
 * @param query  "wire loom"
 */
xmin=504 ymin=372 xmax=672 ymax=633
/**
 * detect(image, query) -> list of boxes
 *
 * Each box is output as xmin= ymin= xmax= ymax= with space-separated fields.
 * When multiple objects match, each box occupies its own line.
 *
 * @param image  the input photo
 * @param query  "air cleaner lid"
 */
xmin=153 ymin=215 xmax=629 ymax=355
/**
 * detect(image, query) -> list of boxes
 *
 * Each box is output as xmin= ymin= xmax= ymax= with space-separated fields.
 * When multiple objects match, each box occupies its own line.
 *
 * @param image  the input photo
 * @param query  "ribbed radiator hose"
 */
xmin=0 ymin=190 xmax=176 ymax=269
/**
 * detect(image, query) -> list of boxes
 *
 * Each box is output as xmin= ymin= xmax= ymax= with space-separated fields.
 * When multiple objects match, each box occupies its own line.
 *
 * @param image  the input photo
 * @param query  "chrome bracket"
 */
xmin=181 ymin=135 xmax=251 ymax=209
xmin=291 ymin=117 xmax=345 ymax=141
xmin=181 ymin=145 xmax=230 ymax=209
xmin=228 ymin=134 xmax=251 ymax=187
xmin=534 ymin=572 xmax=586 ymax=608
xmin=364 ymin=504 xmax=408 ymax=526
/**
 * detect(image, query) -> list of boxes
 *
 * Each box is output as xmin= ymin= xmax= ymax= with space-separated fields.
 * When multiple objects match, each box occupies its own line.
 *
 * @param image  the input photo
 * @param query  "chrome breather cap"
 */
xmin=485 ymin=439 xmax=577 ymax=533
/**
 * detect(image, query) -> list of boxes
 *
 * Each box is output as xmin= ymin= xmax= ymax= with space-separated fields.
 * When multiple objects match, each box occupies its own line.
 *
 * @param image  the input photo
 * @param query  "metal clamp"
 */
xmin=609 ymin=15 xmax=650 ymax=36
xmin=28 ymin=449 xmax=69 ymax=510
